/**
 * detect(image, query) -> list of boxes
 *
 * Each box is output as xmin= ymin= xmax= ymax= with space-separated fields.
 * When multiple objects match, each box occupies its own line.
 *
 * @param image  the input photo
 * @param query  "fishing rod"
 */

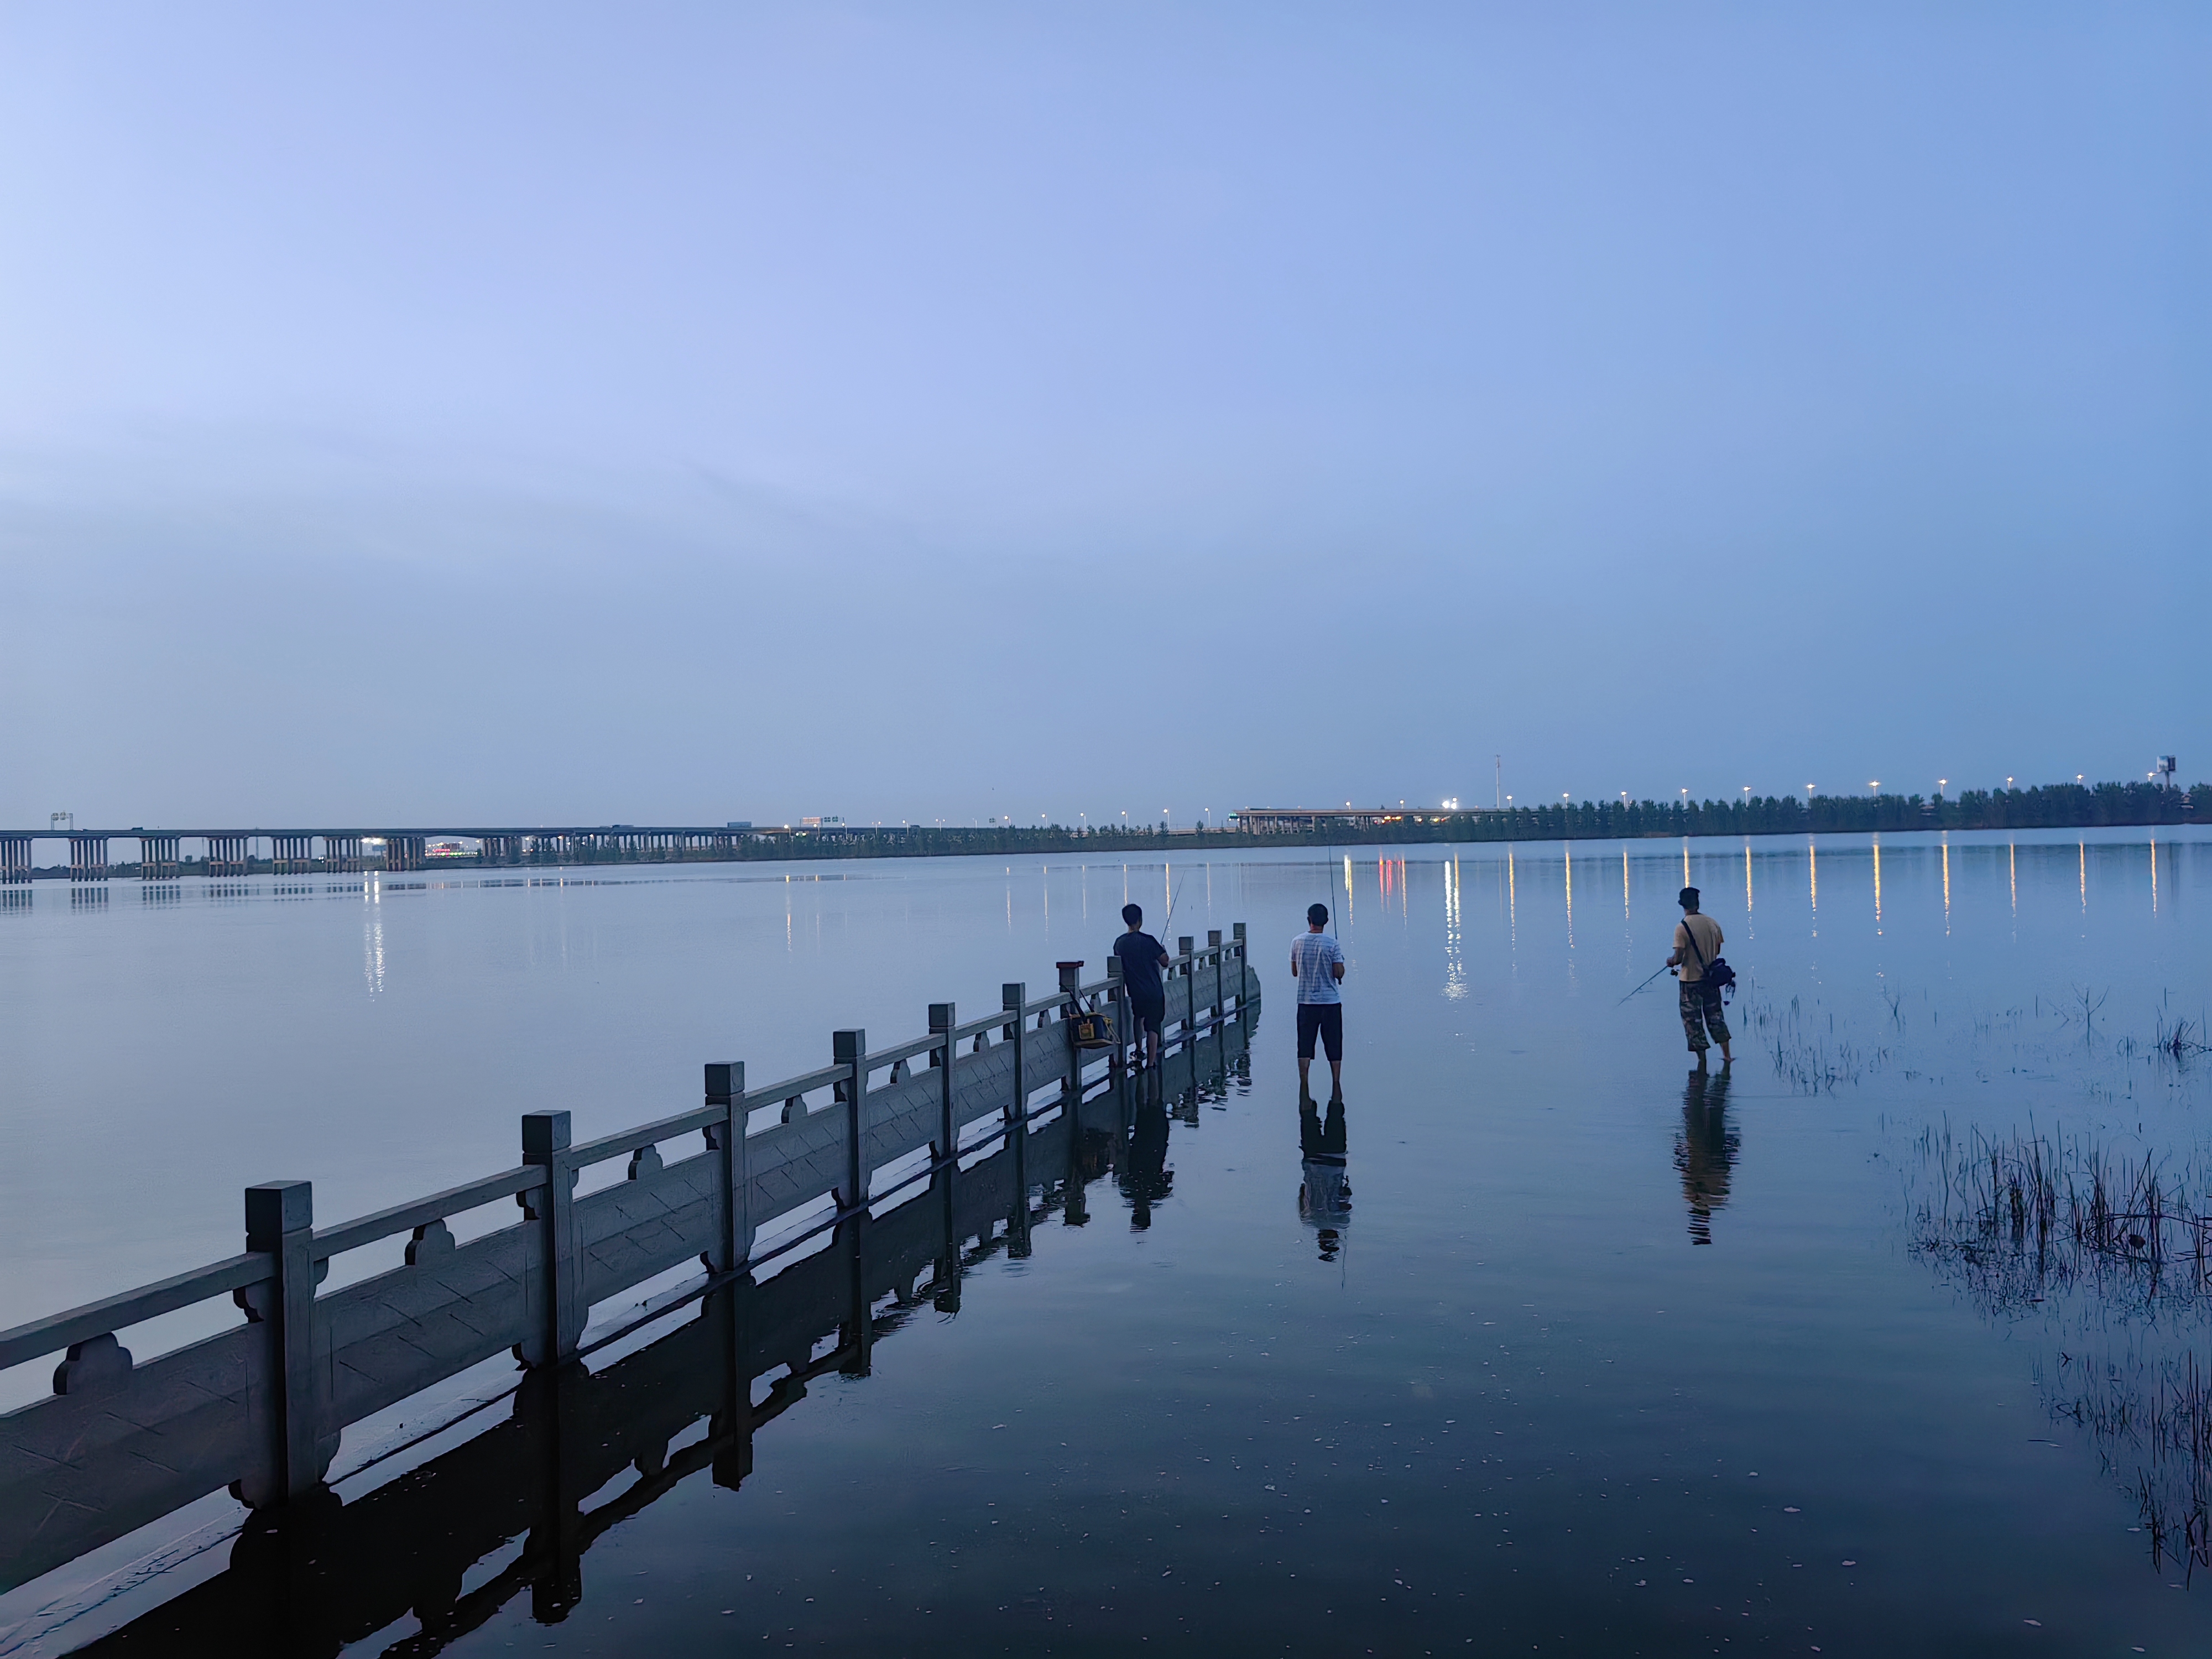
xmin=1616 ymin=962 xmax=1676 ymax=1007
xmin=1157 ymin=867 xmax=1190 ymax=943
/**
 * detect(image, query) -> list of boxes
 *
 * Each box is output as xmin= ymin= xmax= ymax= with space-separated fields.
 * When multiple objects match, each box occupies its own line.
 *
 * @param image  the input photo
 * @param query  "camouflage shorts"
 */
xmin=1679 ymin=978 xmax=1730 ymax=1051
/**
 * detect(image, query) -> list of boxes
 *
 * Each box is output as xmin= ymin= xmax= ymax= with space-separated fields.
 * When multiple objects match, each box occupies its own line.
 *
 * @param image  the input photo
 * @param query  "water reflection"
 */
xmin=1121 ymin=1083 xmax=1173 ymax=1229
xmin=1742 ymin=840 xmax=1753 ymax=938
xmin=49 ymin=1030 xmax=1250 ymax=1655
xmin=1910 ymin=1122 xmax=2212 ymax=1577
xmin=1442 ymin=857 xmax=1465 ymax=1000
xmin=1941 ymin=837 xmax=1952 ymax=933
xmin=1673 ymin=1068 xmax=1738 ymax=1245
xmin=1871 ymin=836 xmax=1883 ymax=932
xmin=1297 ymin=1093 xmax=1351 ymax=1260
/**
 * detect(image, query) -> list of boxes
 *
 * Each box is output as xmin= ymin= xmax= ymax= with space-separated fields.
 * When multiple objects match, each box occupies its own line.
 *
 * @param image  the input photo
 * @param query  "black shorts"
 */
xmin=1296 ymin=1003 xmax=1343 ymax=1061
xmin=1130 ymin=994 xmax=1165 ymax=1035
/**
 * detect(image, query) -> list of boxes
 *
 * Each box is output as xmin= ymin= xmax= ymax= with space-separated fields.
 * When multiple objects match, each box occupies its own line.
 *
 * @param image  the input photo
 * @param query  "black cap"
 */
xmin=1678 ymin=886 xmax=1700 ymax=907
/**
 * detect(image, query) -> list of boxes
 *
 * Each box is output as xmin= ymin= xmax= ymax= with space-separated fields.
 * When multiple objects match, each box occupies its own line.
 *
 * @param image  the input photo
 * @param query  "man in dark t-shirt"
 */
xmin=1113 ymin=902 xmax=1171 ymax=1067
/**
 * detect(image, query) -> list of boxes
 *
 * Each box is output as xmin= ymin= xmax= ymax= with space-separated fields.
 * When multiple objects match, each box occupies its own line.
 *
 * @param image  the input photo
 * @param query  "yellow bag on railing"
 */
xmin=1070 ymin=1005 xmax=1118 ymax=1050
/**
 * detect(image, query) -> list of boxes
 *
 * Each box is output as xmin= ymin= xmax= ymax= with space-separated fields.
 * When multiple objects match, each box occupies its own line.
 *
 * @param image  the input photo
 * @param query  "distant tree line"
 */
xmin=577 ymin=778 xmax=2208 ymax=863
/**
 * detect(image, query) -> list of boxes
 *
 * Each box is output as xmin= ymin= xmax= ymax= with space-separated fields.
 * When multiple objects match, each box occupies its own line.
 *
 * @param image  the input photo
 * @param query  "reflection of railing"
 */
xmin=54 ymin=1021 xmax=1250 ymax=1655
xmin=0 ymin=931 xmax=1258 ymax=1599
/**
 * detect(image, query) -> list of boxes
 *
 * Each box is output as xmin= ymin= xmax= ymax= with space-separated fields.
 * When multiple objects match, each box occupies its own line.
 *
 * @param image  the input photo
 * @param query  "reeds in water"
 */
xmin=1913 ymin=1123 xmax=2212 ymax=1573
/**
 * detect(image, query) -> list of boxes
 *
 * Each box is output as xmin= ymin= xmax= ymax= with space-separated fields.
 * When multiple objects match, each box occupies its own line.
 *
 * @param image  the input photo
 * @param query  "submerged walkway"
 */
xmin=0 ymin=935 xmax=1258 ymax=1647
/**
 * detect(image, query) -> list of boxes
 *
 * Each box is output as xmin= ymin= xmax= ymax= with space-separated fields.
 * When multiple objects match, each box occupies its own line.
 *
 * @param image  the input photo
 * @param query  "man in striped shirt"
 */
xmin=1291 ymin=903 xmax=1347 ymax=1097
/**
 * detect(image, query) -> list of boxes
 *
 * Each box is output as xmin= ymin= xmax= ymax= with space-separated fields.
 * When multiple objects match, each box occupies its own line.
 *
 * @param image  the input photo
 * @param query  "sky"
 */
xmin=1 ymin=2 xmax=2205 ymax=829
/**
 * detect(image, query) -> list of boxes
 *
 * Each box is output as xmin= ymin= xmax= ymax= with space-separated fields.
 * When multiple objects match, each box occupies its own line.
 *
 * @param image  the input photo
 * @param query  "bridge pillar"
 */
xmin=322 ymin=835 xmax=362 ymax=874
xmin=1 ymin=834 xmax=33 ymax=884
xmin=138 ymin=834 xmax=181 ymax=880
xmin=271 ymin=836 xmax=313 ymax=875
xmin=207 ymin=835 xmax=253 ymax=878
xmin=382 ymin=835 xmax=426 ymax=873
xmin=68 ymin=836 xmax=108 ymax=881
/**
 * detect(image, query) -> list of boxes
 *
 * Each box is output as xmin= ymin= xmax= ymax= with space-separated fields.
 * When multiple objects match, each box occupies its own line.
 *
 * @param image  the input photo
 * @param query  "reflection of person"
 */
xmin=1114 ymin=904 xmax=1171 ymax=1068
xmin=1666 ymin=886 xmax=1732 ymax=1068
xmin=1298 ymin=1092 xmax=1351 ymax=1260
xmin=1673 ymin=1066 xmax=1738 ymax=1245
xmin=1121 ymin=1084 xmax=1172 ymax=1230
xmin=1291 ymin=904 xmax=1347 ymax=1095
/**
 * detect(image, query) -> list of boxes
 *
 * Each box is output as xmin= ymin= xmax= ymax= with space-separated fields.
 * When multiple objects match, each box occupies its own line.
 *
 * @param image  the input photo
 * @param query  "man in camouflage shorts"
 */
xmin=1667 ymin=886 xmax=1732 ymax=1067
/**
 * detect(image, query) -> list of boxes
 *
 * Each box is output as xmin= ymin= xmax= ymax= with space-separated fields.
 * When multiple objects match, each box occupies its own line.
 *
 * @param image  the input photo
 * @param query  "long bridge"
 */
xmin=0 ymin=824 xmax=805 ymax=881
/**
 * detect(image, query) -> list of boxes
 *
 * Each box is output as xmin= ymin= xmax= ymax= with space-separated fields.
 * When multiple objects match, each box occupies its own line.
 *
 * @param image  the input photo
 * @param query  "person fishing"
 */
xmin=1666 ymin=885 xmax=1733 ymax=1068
xmin=1113 ymin=902 xmax=1171 ymax=1068
xmin=1292 ymin=902 xmax=1347 ymax=1097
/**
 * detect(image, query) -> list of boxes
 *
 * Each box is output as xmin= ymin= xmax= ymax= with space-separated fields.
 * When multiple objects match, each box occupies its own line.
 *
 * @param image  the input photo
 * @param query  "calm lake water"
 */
xmin=5 ymin=828 xmax=2212 ymax=1655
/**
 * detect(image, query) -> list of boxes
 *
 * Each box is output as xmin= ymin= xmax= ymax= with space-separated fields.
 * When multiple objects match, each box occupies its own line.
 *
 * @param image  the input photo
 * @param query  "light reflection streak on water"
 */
xmin=1443 ymin=857 xmax=1466 ymax=1000
xmin=1506 ymin=847 xmax=1517 ymax=961
xmin=2009 ymin=843 xmax=2017 ymax=921
xmin=1343 ymin=855 xmax=1354 ymax=928
xmin=1872 ymin=837 xmax=1883 ymax=934
xmin=1562 ymin=841 xmax=1574 ymax=950
xmin=1621 ymin=848 xmax=1631 ymax=922
xmin=1807 ymin=838 xmax=1818 ymax=936
xmin=1941 ymin=838 xmax=1952 ymax=935
xmin=2151 ymin=837 xmax=2159 ymax=915
xmin=2080 ymin=842 xmax=2087 ymax=912
xmin=1743 ymin=841 xmax=1754 ymax=938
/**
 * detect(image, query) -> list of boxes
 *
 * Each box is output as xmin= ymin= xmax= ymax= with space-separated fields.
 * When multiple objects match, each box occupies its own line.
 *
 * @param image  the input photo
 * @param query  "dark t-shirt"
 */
xmin=1113 ymin=931 xmax=1167 ymax=1004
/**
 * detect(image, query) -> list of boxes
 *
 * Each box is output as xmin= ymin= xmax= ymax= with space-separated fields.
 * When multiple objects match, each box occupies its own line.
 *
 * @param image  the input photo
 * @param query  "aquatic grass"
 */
xmin=1739 ymin=990 xmax=1886 ymax=1093
xmin=1909 ymin=1121 xmax=2211 ymax=1304
xmin=1913 ymin=1124 xmax=2212 ymax=1574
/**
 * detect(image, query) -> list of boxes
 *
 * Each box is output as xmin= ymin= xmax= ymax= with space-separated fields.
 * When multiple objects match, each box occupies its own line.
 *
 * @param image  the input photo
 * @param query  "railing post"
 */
xmin=834 ymin=1030 xmax=867 ymax=1211
xmin=240 ymin=1180 xmax=320 ymax=1506
xmin=1208 ymin=930 xmax=1225 ymax=1020
xmin=704 ymin=1063 xmax=750 ymax=1274
xmin=1106 ymin=957 xmax=1125 ymax=1077
xmin=520 ymin=1110 xmax=582 ymax=1367
xmin=1056 ymin=962 xmax=1083 ymax=1103
xmin=1004 ymin=983 xmax=1027 ymax=1125
xmin=930 ymin=1003 xmax=958 ymax=1162
xmin=1233 ymin=922 xmax=1248 ymax=1004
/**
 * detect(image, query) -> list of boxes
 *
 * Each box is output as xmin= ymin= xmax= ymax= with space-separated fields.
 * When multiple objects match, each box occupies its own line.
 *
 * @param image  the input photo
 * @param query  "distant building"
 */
xmin=726 ymin=821 xmax=753 ymax=831
xmin=800 ymin=815 xmax=844 ymax=830
xmin=1231 ymin=806 xmax=1494 ymax=834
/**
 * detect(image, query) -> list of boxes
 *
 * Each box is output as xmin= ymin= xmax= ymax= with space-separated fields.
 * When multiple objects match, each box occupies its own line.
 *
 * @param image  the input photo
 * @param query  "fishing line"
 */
xmin=1616 ymin=962 xmax=1676 ymax=1007
xmin=1158 ymin=867 xmax=1190 ymax=942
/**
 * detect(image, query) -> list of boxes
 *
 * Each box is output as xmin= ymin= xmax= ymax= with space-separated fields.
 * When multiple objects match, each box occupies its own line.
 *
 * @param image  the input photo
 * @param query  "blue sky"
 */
xmin=1 ymin=3 xmax=2205 ymax=826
